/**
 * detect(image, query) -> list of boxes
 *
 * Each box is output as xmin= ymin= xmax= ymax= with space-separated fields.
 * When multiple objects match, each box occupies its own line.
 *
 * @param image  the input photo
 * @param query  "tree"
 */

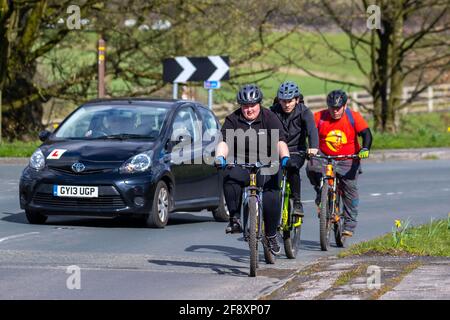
xmin=282 ymin=0 xmax=450 ymax=133
xmin=0 ymin=0 xmax=301 ymax=140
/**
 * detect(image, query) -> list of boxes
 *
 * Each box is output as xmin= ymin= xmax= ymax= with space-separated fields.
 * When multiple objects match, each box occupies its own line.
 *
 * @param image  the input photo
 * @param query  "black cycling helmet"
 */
xmin=327 ymin=89 xmax=348 ymax=108
xmin=277 ymin=81 xmax=300 ymax=100
xmin=236 ymin=84 xmax=263 ymax=105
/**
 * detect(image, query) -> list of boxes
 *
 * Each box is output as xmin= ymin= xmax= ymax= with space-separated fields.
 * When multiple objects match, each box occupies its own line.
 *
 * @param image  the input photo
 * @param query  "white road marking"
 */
xmin=370 ymin=193 xmax=382 ymax=197
xmin=0 ymin=232 xmax=40 ymax=244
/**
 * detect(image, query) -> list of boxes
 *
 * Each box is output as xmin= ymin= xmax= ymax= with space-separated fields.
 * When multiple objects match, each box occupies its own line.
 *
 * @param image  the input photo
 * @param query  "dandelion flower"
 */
xmin=395 ymin=220 xmax=402 ymax=228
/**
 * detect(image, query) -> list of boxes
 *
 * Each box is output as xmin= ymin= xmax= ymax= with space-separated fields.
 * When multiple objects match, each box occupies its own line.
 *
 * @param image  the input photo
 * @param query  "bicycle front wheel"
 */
xmin=248 ymin=196 xmax=258 ymax=277
xmin=319 ymin=183 xmax=332 ymax=251
xmin=283 ymin=199 xmax=302 ymax=259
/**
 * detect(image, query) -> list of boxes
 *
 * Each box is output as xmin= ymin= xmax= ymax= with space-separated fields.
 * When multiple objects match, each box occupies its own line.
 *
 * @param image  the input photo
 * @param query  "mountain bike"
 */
xmin=226 ymin=162 xmax=275 ymax=277
xmin=311 ymin=154 xmax=359 ymax=251
xmin=279 ymin=152 xmax=304 ymax=259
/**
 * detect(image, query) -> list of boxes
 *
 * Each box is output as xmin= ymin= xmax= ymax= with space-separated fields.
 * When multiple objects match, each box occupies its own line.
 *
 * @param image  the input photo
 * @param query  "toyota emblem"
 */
xmin=72 ymin=162 xmax=86 ymax=173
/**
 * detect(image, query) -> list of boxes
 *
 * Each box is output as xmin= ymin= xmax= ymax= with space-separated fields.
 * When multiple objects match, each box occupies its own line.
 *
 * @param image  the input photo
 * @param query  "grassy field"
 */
xmin=371 ymin=112 xmax=450 ymax=149
xmin=38 ymin=30 xmax=369 ymax=117
xmin=0 ymin=140 xmax=41 ymax=157
xmin=339 ymin=217 xmax=450 ymax=257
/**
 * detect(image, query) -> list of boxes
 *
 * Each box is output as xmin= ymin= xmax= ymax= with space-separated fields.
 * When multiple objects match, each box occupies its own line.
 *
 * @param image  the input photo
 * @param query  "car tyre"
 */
xmin=146 ymin=181 xmax=170 ymax=228
xmin=25 ymin=210 xmax=48 ymax=224
xmin=212 ymin=191 xmax=229 ymax=222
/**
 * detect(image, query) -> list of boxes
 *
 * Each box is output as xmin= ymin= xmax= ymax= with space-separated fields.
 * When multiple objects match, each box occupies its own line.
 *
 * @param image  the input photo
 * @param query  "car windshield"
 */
xmin=54 ymin=105 xmax=169 ymax=139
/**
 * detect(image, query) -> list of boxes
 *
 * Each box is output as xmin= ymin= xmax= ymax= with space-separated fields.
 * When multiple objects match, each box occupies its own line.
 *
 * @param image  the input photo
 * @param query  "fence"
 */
xmin=213 ymin=83 xmax=450 ymax=122
xmin=303 ymin=83 xmax=450 ymax=114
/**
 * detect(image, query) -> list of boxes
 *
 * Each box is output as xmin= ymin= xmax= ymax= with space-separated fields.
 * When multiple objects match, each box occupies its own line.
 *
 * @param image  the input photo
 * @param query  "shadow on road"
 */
xmin=148 ymin=258 xmax=248 ymax=277
xmin=185 ymin=244 xmax=250 ymax=264
xmin=300 ymin=240 xmax=324 ymax=251
xmin=1 ymin=211 xmax=214 ymax=229
xmin=1 ymin=211 xmax=28 ymax=224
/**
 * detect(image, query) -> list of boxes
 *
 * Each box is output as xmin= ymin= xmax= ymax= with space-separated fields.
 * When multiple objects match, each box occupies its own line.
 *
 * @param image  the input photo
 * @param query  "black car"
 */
xmin=19 ymin=98 xmax=228 ymax=228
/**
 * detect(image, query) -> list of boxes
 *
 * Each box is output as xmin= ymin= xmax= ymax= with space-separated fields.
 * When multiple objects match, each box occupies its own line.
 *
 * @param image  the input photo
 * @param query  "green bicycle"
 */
xmin=279 ymin=153 xmax=303 ymax=259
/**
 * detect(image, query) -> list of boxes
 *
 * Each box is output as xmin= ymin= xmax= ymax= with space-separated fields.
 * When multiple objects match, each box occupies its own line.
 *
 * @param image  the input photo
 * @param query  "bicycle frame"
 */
xmin=279 ymin=169 xmax=302 ymax=231
xmin=279 ymin=150 xmax=306 ymax=230
xmin=319 ymin=158 xmax=340 ymax=221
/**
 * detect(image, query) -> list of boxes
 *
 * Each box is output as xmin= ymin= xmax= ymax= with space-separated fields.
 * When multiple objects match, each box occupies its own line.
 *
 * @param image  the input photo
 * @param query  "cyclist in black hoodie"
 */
xmin=270 ymin=81 xmax=319 ymax=217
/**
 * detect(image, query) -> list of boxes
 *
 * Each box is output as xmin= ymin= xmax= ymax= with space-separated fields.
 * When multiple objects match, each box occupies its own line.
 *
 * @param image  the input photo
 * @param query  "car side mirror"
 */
xmin=166 ymin=136 xmax=186 ymax=151
xmin=39 ymin=130 xmax=52 ymax=142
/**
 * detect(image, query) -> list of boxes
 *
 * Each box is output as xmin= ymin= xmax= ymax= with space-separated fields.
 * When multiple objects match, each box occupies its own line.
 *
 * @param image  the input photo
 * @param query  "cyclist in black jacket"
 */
xmin=270 ymin=81 xmax=319 ymax=217
xmin=215 ymin=84 xmax=290 ymax=255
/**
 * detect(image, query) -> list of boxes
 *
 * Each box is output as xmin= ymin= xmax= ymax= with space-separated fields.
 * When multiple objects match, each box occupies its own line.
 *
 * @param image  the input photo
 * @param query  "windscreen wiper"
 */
xmin=102 ymin=134 xmax=151 ymax=140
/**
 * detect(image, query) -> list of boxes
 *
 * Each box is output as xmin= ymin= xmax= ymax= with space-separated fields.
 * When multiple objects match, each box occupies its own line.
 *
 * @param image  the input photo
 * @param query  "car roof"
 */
xmin=82 ymin=98 xmax=199 ymax=109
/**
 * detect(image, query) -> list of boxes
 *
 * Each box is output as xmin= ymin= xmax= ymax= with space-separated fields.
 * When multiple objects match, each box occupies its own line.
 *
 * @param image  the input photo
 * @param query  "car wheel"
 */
xmin=212 ymin=191 xmax=229 ymax=222
xmin=146 ymin=181 xmax=170 ymax=228
xmin=25 ymin=210 xmax=48 ymax=224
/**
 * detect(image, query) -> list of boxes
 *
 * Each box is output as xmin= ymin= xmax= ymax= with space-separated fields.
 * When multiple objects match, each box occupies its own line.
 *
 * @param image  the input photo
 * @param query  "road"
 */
xmin=0 ymin=159 xmax=449 ymax=299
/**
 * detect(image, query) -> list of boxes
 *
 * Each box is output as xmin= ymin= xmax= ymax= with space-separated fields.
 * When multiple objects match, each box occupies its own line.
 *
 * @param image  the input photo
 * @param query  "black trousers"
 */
xmin=222 ymin=166 xmax=281 ymax=237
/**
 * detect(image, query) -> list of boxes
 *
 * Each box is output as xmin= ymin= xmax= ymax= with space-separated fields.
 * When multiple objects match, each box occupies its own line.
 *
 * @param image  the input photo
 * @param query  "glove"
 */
xmin=281 ymin=156 xmax=290 ymax=169
xmin=215 ymin=156 xmax=227 ymax=169
xmin=358 ymin=148 xmax=370 ymax=159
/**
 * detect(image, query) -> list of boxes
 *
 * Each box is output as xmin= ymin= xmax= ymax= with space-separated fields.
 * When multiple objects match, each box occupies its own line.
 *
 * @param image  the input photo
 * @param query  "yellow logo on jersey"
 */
xmin=325 ymin=130 xmax=348 ymax=152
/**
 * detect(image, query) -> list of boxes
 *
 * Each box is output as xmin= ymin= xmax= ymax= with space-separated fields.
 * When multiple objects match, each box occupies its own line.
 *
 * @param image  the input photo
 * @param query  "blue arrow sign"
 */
xmin=204 ymin=80 xmax=221 ymax=89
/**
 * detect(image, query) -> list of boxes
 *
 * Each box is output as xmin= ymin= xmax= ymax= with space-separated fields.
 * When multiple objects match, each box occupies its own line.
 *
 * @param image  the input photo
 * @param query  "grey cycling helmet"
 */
xmin=277 ymin=81 xmax=300 ymax=100
xmin=236 ymin=84 xmax=263 ymax=105
xmin=326 ymin=89 xmax=348 ymax=108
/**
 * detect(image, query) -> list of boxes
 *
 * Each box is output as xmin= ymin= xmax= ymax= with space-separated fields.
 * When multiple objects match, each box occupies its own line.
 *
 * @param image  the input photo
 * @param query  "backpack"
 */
xmin=318 ymin=107 xmax=355 ymax=130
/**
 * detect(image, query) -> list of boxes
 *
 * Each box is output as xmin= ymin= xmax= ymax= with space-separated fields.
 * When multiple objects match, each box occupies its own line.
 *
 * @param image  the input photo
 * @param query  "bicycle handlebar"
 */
xmin=310 ymin=154 xmax=360 ymax=160
xmin=225 ymin=162 xmax=274 ymax=169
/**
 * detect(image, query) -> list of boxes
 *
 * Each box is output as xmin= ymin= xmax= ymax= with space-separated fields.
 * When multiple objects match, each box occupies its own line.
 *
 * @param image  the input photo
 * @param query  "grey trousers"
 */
xmin=306 ymin=156 xmax=361 ymax=233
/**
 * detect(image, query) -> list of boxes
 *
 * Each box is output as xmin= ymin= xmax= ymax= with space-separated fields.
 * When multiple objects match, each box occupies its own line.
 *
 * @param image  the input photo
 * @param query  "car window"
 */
xmin=54 ymin=105 xmax=169 ymax=139
xmin=197 ymin=107 xmax=219 ymax=135
xmin=172 ymin=107 xmax=201 ymax=143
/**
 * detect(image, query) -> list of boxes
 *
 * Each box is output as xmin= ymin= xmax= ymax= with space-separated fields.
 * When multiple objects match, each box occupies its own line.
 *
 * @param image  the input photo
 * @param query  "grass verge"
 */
xmin=0 ymin=141 xmax=41 ymax=157
xmin=339 ymin=217 xmax=450 ymax=258
xmin=371 ymin=112 xmax=450 ymax=149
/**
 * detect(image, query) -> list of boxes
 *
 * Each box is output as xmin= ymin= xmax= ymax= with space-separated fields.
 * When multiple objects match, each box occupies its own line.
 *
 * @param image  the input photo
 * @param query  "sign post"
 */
xmin=173 ymin=83 xmax=178 ymax=99
xmin=204 ymin=80 xmax=221 ymax=110
xmin=98 ymin=37 xmax=106 ymax=98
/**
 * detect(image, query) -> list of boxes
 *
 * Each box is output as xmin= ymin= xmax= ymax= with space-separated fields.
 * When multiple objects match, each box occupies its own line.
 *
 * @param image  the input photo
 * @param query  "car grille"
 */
xmin=49 ymin=167 xmax=114 ymax=175
xmin=32 ymin=192 xmax=126 ymax=209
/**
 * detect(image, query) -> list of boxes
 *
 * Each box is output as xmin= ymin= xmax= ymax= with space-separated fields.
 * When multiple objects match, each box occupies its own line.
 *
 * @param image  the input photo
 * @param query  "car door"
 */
xmin=169 ymin=105 xmax=204 ymax=206
xmin=196 ymin=106 xmax=221 ymax=203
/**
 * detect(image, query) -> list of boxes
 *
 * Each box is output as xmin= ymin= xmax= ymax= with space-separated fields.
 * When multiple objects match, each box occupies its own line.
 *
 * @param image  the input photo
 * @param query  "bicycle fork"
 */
xmin=241 ymin=174 xmax=264 ymax=241
xmin=321 ymin=163 xmax=340 ymax=223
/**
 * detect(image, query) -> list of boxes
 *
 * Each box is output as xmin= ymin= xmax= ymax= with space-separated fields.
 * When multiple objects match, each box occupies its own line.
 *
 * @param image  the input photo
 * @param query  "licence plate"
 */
xmin=53 ymin=185 xmax=98 ymax=198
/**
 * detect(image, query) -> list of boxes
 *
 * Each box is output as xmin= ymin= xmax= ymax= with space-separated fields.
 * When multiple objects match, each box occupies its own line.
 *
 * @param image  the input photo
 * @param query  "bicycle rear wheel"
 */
xmin=283 ymin=199 xmax=302 ymax=259
xmin=248 ymin=196 xmax=258 ymax=277
xmin=319 ymin=183 xmax=332 ymax=251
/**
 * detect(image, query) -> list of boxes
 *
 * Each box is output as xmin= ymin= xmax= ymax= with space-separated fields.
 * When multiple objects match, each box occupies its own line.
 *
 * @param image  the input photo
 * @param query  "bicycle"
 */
xmin=279 ymin=151 xmax=304 ymax=259
xmin=310 ymin=154 xmax=360 ymax=251
xmin=226 ymin=162 xmax=275 ymax=277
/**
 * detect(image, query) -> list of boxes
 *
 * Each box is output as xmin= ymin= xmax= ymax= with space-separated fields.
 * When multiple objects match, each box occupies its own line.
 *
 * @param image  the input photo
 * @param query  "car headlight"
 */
xmin=30 ymin=149 xmax=45 ymax=171
xmin=119 ymin=151 xmax=153 ymax=174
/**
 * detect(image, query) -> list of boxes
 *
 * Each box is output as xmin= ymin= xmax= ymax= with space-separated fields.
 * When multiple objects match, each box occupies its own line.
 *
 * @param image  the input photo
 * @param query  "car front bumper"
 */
xmin=19 ymin=166 xmax=158 ymax=217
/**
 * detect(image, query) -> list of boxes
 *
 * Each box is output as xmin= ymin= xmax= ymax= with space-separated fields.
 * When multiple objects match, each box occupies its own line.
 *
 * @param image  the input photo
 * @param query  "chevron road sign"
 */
xmin=163 ymin=56 xmax=230 ymax=83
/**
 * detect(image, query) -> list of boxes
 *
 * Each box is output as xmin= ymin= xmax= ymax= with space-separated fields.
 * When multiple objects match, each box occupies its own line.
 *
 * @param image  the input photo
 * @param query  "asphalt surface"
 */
xmin=0 ymin=159 xmax=449 ymax=299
